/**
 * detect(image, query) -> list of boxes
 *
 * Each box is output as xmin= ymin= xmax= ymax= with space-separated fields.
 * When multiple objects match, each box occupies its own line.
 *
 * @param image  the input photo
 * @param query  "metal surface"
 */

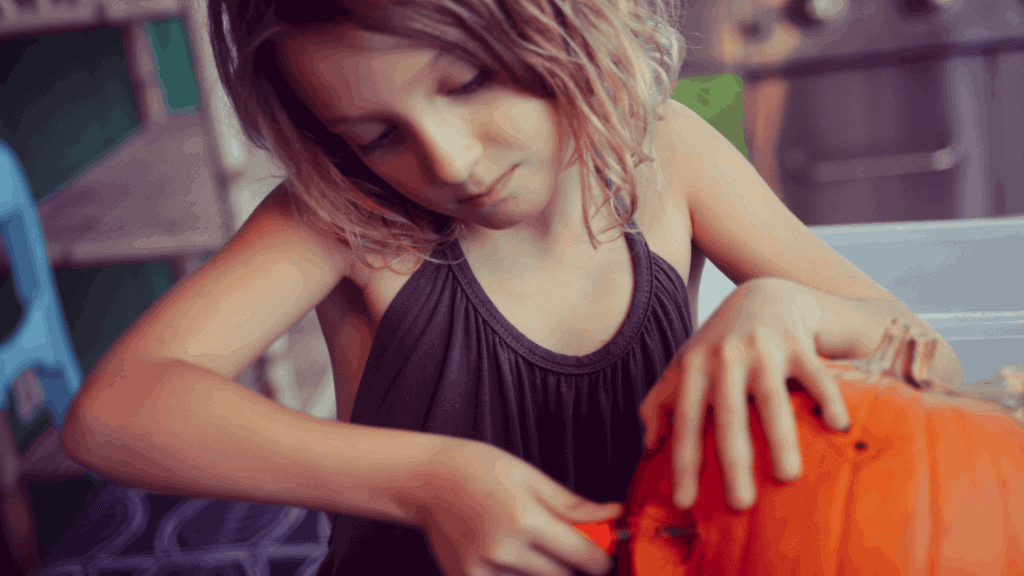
xmin=0 ymin=0 xmax=183 ymax=37
xmin=695 ymin=215 xmax=1024 ymax=385
xmin=676 ymin=0 xmax=1024 ymax=225
xmin=794 ymin=146 xmax=960 ymax=184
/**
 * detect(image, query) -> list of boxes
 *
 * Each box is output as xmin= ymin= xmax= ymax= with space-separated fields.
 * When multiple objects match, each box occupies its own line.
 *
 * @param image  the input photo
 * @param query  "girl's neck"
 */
xmin=458 ymin=195 xmax=623 ymax=273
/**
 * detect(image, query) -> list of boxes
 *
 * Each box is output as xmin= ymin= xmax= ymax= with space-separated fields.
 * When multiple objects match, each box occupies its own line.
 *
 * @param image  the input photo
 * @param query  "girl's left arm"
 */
xmin=770 ymin=276 xmax=964 ymax=390
xmin=657 ymin=97 xmax=962 ymax=388
xmin=643 ymin=98 xmax=966 ymax=512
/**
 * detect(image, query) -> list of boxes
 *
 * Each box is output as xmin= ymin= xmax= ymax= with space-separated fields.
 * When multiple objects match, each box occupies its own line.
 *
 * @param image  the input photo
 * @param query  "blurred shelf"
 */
xmin=0 ymin=0 xmax=186 ymax=38
xmin=0 ymin=0 xmax=243 ymax=273
xmin=0 ymin=112 xmax=232 ymax=271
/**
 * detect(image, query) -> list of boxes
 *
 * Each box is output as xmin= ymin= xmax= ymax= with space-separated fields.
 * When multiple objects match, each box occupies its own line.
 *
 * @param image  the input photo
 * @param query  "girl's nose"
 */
xmin=416 ymin=112 xmax=483 ymax=185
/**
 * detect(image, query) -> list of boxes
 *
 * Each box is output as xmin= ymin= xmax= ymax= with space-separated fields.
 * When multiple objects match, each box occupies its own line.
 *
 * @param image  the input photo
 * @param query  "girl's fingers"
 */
xmin=640 ymin=377 xmax=673 ymax=450
xmin=797 ymin=352 xmax=850 ymax=432
xmin=751 ymin=339 xmax=802 ymax=482
xmin=672 ymin=352 xmax=710 ymax=510
xmin=480 ymin=551 xmax=570 ymax=576
xmin=507 ymin=485 xmax=617 ymax=576
xmin=528 ymin=522 xmax=611 ymax=576
xmin=713 ymin=342 xmax=756 ymax=511
xmin=911 ymin=337 xmax=939 ymax=389
xmin=875 ymin=320 xmax=908 ymax=377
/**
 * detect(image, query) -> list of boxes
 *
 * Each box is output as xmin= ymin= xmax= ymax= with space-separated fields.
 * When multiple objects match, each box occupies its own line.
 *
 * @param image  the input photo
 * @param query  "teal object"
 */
xmin=0 ymin=26 xmax=140 ymax=204
xmin=0 ymin=139 xmax=82 ymax=427
xmin=148 ymin=17 xmax=201 ymax=113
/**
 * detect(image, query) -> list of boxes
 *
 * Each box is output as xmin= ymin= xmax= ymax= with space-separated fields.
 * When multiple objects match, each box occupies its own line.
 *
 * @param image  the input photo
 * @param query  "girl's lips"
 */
xmin=459 ymin=164 xmax=519 ymax=208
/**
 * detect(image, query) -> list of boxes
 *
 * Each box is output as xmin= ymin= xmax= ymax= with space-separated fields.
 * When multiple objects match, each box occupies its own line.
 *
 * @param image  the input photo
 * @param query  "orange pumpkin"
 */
xmin=577 ymin=322 xmax=1024 ymax=575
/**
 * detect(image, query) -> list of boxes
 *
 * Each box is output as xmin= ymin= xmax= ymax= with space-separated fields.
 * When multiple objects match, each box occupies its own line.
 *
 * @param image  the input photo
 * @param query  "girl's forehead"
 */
xmin=275 ymin=25 xmax=454 ymax=123
xmin=277 ymin=23 xmax=427 ymax=55
xmin=276 ymin=25 xmax=441 ymax=96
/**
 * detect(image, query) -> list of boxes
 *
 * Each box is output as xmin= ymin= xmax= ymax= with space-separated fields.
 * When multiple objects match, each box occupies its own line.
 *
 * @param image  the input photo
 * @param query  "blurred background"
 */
xmin=0 ymin=0 xmax=1021 ymax=572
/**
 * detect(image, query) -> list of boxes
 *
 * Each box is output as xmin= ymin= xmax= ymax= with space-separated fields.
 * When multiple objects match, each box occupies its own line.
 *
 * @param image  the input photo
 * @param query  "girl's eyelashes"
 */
xmin=357 ymin=67 xmax=494 ymax=156
xmin=360 ymin=126 xmax=398 ymax=156
xmin=449 ymin=66 xmax=493 ymax=97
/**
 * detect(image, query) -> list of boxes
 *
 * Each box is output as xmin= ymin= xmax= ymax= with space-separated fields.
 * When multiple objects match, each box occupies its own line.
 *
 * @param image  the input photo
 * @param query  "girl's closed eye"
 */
xmin=358 ymin=67 xmax=494 ymax=156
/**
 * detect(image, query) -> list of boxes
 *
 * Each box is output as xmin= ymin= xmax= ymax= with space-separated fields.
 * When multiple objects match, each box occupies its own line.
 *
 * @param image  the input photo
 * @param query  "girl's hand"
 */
xmin=413 ymin=439 xmax=622 ymax=576
xmin=638 ymin=278 xmax=854 ymax=512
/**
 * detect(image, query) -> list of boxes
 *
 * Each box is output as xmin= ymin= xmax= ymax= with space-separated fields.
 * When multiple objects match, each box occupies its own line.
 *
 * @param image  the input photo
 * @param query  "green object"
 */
xmin=671 ymin=74 xmax=749 ymax=158
xmin=148 ymin=17 xmax=201 ymax=113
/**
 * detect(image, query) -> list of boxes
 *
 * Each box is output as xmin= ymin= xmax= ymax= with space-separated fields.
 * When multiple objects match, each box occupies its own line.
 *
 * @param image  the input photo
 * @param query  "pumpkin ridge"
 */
xmin=737 ymin=471 xmax=755 ymax=576
xmin=1001 ymin=440 xmax=1024 ymax=573
xmin=738 ymin=400 xmax=767 ymax=576
xmin=825 ymin=413 xmax=856 ymax=576
xmin=925 ymin=406 xmax=939 ymax=576
xmin=835 ymin=383 xmax=884 ymax=576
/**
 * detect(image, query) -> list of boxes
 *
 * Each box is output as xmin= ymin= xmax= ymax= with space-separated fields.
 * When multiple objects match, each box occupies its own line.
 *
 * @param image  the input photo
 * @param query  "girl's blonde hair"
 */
xmin=208 ymin=0 xmax=689 ymax=271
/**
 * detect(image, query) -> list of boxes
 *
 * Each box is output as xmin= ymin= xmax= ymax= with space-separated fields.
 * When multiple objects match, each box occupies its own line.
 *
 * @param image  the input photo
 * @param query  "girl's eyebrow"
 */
xmin=325 ymin=49 xmax=449 ymax=127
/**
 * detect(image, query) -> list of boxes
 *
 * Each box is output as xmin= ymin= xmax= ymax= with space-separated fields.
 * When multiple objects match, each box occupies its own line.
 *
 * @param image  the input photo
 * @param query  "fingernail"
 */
xmin=735 ymin=481 xmax=756 ymax=509
xmin=785 ymin=453 xmax=801 ymax=477
xmin=673 ymin=491 xmax=686 ymax=509
xmin=673 ymin=486 xmax=693 ymax=509
xmin=741 ymin=479 xmax=755 ymax=500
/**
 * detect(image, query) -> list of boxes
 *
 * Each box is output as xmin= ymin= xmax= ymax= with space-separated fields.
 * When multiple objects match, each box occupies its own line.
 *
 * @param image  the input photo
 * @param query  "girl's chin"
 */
xmin=460 ymin=209 xmax=526 ymax=232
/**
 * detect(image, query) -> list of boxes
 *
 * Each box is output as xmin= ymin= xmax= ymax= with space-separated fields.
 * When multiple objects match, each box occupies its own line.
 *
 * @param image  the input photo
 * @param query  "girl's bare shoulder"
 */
xmin=107 ymin=183 xmax=353 ymax=380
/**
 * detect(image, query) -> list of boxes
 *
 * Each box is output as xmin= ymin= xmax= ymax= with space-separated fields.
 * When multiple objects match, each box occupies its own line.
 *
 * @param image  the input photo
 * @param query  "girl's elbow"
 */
xmin=60 ymin=387 xmax=107 ymax=464
xmin=60 ymin=361 xmax=136 ymax=464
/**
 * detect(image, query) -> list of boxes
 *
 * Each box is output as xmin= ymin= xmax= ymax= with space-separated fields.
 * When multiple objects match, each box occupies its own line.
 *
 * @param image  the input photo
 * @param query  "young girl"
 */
xmin=60 ymin=0 xmax=964 ymax=575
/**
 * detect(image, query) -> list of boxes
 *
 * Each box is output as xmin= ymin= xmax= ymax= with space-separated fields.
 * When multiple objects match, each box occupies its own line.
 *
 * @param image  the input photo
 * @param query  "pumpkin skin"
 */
xmin=578 ymin=324 xmax=1024 ymax=575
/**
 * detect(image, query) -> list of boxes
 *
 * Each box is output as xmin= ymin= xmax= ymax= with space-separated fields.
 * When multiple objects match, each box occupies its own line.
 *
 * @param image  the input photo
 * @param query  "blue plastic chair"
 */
xmin=0 ymin=139 xmax=82 ymax=428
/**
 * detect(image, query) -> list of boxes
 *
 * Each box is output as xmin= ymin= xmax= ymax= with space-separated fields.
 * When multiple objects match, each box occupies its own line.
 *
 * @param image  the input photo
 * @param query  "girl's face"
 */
xmin=276 ymin=24 xmax=583 ymax=233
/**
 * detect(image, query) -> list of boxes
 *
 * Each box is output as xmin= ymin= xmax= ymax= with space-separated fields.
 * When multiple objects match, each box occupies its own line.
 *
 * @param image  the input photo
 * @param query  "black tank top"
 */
xmin=315 ymin=217 xmax=694 ymax=576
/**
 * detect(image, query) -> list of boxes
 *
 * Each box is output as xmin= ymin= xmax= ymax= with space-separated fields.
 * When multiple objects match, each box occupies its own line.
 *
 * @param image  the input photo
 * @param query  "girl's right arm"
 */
xmin=58 ymin=183 xmax=446 ymax=525
xmin=60 ymin=184 xmax=622 ymax=575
